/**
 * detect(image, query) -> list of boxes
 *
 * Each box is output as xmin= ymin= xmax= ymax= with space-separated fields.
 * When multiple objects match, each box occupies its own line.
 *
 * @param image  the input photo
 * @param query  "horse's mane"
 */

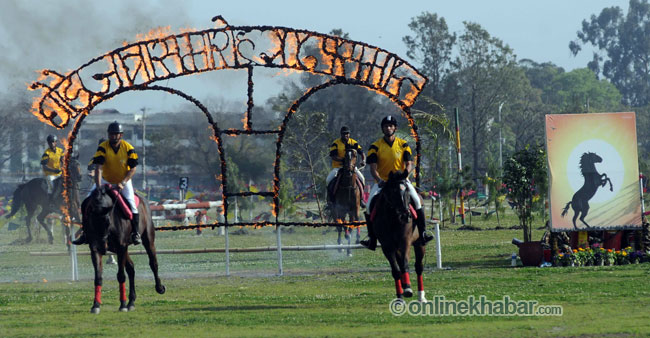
xmin=579 ymin=152 xmax=600 ymax=175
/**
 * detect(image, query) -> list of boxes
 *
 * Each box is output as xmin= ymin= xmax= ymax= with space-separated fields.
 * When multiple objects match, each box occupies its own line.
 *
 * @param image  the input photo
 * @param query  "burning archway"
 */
xmin=29 ymin=16 xmax=428 ymax=229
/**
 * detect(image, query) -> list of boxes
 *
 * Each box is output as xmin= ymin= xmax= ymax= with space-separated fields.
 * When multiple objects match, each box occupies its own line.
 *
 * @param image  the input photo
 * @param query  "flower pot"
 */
xmin=518 ymin=241 xmax=543 ymax=267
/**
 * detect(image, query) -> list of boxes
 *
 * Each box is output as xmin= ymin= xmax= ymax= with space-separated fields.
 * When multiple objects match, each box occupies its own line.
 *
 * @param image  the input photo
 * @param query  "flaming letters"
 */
xmin=30 ymin=22 xmax=426 ymax=128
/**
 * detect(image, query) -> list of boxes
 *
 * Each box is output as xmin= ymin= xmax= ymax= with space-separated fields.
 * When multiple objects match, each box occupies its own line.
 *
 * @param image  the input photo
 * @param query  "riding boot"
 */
xmin=359 ymin=212 xmax=377 ymax=251
xmin=416 ymin=208 xmax=434 ymax=245
xmin=72 ymin=230 xmax=87 ymax=245
xmin=130 ymin=215 xmax=141 ymax=245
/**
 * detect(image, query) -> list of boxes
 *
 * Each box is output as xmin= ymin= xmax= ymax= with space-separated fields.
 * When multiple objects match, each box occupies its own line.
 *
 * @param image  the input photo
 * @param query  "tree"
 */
xmin=569 ymin=0 xmax=650 ymax=106
xmin=547 ymin=68 xmax=623 ymax=113
xmin=451 ymin=22 xmax=519 ymax=179
xmin=282 ymin=110 xmax=330 ymax=221
xmin=403 ymin=12 xmax=456 ymax=103
xmin=502 ymin=145 xmax=547 ymax=242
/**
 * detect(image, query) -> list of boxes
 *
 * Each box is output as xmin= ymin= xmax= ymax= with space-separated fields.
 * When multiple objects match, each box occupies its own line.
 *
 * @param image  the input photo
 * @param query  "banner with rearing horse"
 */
xmin=546 ymin=112 xmax=642 ymax=231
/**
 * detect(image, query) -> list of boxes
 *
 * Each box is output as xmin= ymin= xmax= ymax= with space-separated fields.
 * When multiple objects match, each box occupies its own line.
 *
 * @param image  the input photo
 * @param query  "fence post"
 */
xmin=435 ymin=222 xmax=442 ymax=269
xmin=276 ymin=225 xmax=283 ymax=276
xmin=225 ymin=225 xmax=230 ymax=276
xmin=70 ymin=234 xmax=78 ymax=281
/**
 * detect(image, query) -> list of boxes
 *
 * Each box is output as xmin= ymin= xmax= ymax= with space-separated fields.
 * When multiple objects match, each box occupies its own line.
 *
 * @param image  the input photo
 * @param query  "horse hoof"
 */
xmin=156 ymin=285 xmax=166 ymax=294
xmin=90 ymin=307 xmax=100 ymax=314
xmin=403 ymin=288 xmax=413 ymax=298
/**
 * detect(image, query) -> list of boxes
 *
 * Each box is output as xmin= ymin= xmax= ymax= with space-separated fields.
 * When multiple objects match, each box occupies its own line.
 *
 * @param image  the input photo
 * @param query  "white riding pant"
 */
xmin=326 ymin=168 xmax=365 ymax=186
xmin=368 ymin=178 xmax=421 ymax=210
xmin=88 ymin=178 xmax=138 ymax=214
xmin=45 ymin=174 xmax=59 ymax=194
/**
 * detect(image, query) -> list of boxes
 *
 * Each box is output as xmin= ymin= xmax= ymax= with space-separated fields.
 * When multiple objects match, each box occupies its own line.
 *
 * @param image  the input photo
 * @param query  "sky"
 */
xmin=0 ymin=0 xmax=631 ymax=116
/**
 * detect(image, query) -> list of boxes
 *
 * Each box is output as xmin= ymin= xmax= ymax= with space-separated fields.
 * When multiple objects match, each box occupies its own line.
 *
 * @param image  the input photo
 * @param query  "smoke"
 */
xmin=0 ymin=0 xmax=191 ymax=95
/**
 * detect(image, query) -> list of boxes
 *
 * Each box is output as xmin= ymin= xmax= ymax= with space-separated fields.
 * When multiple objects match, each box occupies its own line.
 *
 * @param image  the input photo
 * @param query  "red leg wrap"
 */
xmin=401 ymin=272 xmax=411 ymax=286
xmin=418 ymin=274 xmax=424 ymax=291
xmin=94 ymin=285 xmax=102 ymax=304
xmin=395 ymin=279 xmax=403 ymax=295
xmin=120 ymin=283 xmax=127 ymax=302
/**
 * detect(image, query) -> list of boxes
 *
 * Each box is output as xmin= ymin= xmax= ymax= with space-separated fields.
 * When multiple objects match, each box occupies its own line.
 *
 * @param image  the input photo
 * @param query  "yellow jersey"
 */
xmin=367 ymin=137 xmax=412 ymax=181
xmin=92 ymin=140 xmax=138 ymax=184
xmin=41 ymin=147 xmax=64 ymax=176
xmin=329 ymin=137 xmax=362 ymax=168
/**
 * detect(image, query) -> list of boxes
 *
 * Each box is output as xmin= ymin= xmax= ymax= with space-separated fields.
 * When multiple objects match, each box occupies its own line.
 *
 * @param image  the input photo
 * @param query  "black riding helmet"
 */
xmin=381 ymin=115 xmax=398 ymax=128
xmin=340 ymin=126 xmax=350 ymax=134
xmin=107 ymin=121 xmax=123 ymax=134
xmin=47 ymin=134 xmax=57 ymax=143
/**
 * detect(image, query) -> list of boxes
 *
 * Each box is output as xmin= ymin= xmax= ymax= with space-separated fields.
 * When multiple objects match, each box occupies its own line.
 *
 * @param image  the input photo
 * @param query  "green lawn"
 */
xmin=1 ymin=206 xmax=649 ymax=337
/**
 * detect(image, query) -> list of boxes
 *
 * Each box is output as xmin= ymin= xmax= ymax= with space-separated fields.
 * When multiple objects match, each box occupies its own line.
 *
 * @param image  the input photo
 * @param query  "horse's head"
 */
xmin=343 ymin=148 xmax=357 ymax=173
xmin=89 ymin=185 xmax=114 ymax=216
xmin=579 ymin=152 xmax=603 ymax=173
xmin=84 ymin=185 xmax=115 ymax=252
xmin=382 ymin=170 xmax=411 ymax=225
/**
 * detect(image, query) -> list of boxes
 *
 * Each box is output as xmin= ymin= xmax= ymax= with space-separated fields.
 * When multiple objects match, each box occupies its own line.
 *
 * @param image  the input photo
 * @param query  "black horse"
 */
xmin=84 ymin=185 xmax=165 ymax=314
xmin=5 ymin=158 xmax=82 ymax=244
xmin=332 ymin=148 xmax=363 ymax=256
xmin=373 ymin=170 xmax=426 ymax=301
xmin=561 ymin=152 xmax=613 ymax=229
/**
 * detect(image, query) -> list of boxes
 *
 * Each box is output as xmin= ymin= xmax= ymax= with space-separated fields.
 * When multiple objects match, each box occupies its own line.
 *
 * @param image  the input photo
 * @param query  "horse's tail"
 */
xmin=560 ymin=201 xmax=571 ymax=217
xmin=5 ymin=184 xmax=26 ymax=219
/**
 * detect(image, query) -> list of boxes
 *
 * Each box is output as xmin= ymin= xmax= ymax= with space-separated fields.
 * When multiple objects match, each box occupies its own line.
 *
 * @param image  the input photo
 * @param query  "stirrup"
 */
xmin=131 ymin=233 xmax=141 ymax=245
xmin=71 ymin=232 xmax=87 ymax=245
xmin=360 ymin=238 xmax=377 ymax=251
xmin=419 ymin=232 xmax=434 ymax=245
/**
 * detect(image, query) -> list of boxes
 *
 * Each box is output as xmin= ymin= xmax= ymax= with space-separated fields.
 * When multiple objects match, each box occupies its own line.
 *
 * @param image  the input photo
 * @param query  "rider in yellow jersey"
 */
xmin=360 ymin=115 xmax=433 ymax=250
xmin=73 ymin=122 xmax=141 ymax=245
xmin=41 ymin=134 xmax=64 ymax=205
xmin=326 ymin=126 xmax=366 ymax=207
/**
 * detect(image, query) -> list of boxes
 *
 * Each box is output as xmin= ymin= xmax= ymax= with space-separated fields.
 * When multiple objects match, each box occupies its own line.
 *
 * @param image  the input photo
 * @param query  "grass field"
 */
xmin=1 ymin=206 xmax=650 ymax=337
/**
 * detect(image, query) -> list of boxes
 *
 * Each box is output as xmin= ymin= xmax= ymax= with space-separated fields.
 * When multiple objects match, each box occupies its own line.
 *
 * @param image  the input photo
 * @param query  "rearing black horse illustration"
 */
xmin=561 ymin=152 xmax=613 ymax=229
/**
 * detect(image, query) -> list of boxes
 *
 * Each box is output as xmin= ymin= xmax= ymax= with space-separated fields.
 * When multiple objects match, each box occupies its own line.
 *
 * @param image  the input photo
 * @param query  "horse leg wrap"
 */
xmin=94 ymin=285 xmax=102 ymax=304
xmin=401 ymin=272 xmax=411 ymax=288
xmin=417 ymin=274 xmax=424 ymax=292
xmin=395 ymin=279 xmax=403 ymax=297
xmin=120 ymin=283 xmax=127 ymax=302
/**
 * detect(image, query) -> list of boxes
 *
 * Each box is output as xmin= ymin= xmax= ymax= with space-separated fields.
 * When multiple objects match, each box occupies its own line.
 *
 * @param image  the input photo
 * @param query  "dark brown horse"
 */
xmin=333 ymin=148 xmax=362 ymax=256
xmin=5 ymin=158 xmax=82 ymax=244
xmin=84 ymin=185 xmax=165 ymax=314
xmin=374 ymin=170 xmax=426 ymax=301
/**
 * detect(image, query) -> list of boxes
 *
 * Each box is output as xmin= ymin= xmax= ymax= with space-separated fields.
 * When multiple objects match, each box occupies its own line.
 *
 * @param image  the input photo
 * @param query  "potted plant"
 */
xmin=503 ymin=145 xmax=547 ymax=266
xmin=605 ymin=249 xmax=616 ymax=266
xmin=592 ymin=243 xmax=606 ymax=266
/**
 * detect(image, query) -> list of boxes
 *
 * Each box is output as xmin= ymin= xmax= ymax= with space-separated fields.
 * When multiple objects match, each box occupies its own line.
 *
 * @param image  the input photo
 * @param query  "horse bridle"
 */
xmin=380 ymin=180 xmax=411 ymax=221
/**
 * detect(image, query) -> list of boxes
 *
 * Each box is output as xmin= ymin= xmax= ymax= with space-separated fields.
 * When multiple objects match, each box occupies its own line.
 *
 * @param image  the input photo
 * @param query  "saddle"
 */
xmin=105 ymin=186 xmax=140 ymax=220
xmin=82 ymin=186 xmax=141 ymax=221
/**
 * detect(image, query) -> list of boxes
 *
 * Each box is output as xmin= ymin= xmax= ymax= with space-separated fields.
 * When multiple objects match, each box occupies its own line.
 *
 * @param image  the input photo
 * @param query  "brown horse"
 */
xmin=5 ymin=158 xmax=82 ymax=244
xmin=373 ymin=170 xmax=426 ymax=301
xmin=333 ymin=148 xmax=362 ymax=256
xmin=83 ymin=185 xmax=165 ymax=314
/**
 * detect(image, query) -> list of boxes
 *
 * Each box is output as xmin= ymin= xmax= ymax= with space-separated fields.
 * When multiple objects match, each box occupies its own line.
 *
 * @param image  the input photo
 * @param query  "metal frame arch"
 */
xmin=30 ymin=17 xmax=429 ymax=230
xmin=59 ymin=85 xmax=226 ymax=229
xmin=272 ymin=78 xmax=422 ymax=221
